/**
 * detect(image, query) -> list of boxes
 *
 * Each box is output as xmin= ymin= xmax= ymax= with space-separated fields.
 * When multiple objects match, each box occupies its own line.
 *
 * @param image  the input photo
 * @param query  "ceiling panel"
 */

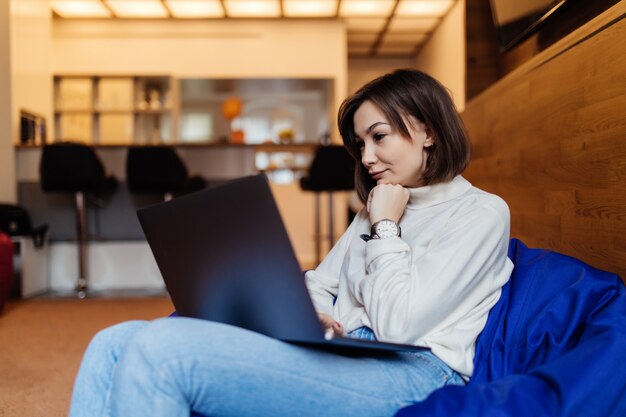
xmin=50 ymin=0 xmax=458 ymax=58
xmin=387 ymin=16 xmax=440 ymax=31
xmin=344 ymin=17 xmax=389 ymax=31
xmin=382 ymin=31 xmax=427 ymax=43
xmin=347 ymin=31 xmax=381 ymax=42
xmin=339 ymin=0 xmax=396 ymax=17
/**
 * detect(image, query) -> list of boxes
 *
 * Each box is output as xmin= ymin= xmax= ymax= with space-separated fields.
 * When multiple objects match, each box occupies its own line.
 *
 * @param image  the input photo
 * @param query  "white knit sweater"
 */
xmin=304 ymin=176 xmax=514 ymax=379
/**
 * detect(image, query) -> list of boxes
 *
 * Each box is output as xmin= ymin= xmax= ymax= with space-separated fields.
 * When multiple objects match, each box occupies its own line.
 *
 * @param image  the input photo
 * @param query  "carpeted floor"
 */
xmin=0 ymin=296 xmax=174 ymax=417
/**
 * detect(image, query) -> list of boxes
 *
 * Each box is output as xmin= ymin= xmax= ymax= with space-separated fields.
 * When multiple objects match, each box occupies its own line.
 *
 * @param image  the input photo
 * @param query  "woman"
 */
xmin=69 ymin=69 xmax=513 ymax=417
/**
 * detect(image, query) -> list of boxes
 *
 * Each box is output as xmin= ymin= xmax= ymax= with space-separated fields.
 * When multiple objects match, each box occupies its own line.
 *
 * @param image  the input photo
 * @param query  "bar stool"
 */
xmin=126 ymin=146 xmax=207 ymax=201
xmin=300 ymin=145 xmax=355 ymax=265
xmin=39 ymin=142 xmax=117 ymax=298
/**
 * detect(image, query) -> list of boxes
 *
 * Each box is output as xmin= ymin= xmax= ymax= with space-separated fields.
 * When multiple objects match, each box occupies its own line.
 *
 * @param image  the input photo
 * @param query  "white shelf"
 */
xmin=53 ymin=75 xmax=177 ymax=145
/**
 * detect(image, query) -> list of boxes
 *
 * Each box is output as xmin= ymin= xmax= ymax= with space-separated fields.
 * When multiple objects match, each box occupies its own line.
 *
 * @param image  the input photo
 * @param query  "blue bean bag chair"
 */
xmin=395 ymin=238 xmax=626 ymax=417
xmin=187 ymin=239 xmax=626 ymax=416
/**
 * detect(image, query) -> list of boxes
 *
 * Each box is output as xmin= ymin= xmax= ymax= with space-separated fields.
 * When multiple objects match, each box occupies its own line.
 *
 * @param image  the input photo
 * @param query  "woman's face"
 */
xmin=353 ymin=100 xmax=433 ymax=188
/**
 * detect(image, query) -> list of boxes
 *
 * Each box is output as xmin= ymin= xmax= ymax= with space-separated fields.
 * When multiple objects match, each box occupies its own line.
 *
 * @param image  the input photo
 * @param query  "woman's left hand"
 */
xmin=318 ymin=313 xmax=343 ymax=336
xmin=367 ymin=184 xmax=410 ymax=224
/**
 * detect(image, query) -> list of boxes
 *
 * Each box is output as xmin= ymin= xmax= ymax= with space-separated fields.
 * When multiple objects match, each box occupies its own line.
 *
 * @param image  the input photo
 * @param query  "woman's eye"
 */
xmin=373 ymin=133 xmax=386 ymax=141
xmin=356 ymin=141 xmax=364 ymax=149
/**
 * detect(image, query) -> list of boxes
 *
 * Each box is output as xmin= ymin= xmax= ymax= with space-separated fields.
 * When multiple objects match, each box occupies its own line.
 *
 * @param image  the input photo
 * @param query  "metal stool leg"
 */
xmin=75 ymin=191 xmax=88 ymax=298
xmin=314 ymin=192 xmax=321 ymax=265
xmin=327 ymin=191 xmax=334 ymax=251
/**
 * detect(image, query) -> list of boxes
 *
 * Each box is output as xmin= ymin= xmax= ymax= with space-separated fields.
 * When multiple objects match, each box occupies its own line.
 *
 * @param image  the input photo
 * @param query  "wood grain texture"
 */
xmin=500 ymin=0 xmax=621 ymax=75
xmin=465 ymin=0 xmax=501 ymax=101
xmin=461 ymin=5 xmax=626 ymax=280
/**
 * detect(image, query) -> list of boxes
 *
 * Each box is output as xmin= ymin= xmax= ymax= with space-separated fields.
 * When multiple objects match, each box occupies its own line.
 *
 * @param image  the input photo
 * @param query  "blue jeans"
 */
xmin=69 ymin=318 xmax=465 ymax=417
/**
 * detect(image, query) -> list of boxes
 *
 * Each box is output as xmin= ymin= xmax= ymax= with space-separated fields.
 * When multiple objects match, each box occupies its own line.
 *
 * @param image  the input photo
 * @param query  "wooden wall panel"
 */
xmin=465 ymin=0 xmax=501 ymax=100
xmin=501 ymin=0 xmax=621 ymax=75
xmin=461 ymin=5 xmax=626 ymax=280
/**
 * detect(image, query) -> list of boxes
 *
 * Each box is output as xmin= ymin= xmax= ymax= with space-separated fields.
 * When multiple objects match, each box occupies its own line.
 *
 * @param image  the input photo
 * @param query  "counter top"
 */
xmin=15 ymin=142 xmax=320 ymax=153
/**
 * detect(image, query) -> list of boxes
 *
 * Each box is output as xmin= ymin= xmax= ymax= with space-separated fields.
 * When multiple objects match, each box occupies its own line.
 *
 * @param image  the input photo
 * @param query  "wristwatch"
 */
xmin=360 ymin=219 xmax=401 ymax=242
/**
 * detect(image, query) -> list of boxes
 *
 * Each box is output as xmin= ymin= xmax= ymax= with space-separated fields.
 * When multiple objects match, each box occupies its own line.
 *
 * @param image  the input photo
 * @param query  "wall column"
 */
xmin=0 ymin=0 xmax=16 ymax=202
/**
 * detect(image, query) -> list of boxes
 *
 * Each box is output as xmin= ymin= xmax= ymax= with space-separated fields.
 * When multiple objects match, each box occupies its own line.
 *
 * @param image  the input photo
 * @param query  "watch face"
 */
xmin=374 ymin=220 xmax=399 ymax=239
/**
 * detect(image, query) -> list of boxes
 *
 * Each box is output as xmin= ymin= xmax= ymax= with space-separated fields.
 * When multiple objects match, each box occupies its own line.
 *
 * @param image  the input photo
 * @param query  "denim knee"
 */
xmin=120 ymin=318 xmax=183 ymax=364
xmin=87 ymin=320 xmax=147 ymax=355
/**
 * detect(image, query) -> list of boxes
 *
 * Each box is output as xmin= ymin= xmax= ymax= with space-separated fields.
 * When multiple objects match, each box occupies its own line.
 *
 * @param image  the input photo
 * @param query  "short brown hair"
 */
xmin=338 ymin=69 xmax=470 ymax=203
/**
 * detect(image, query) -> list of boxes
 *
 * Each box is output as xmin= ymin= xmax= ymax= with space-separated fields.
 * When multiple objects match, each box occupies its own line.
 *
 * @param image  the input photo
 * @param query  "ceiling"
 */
xmin=50 ymin=0 xmax=458 ymax=58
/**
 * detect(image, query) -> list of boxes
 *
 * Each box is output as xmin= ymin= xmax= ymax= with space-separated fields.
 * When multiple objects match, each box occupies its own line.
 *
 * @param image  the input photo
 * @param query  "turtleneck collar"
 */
xmin=406 ymin=175 xmax=472 ymax=210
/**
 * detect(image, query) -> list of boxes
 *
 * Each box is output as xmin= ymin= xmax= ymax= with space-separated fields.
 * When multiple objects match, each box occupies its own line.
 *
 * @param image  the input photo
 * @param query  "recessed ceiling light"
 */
xmin=51 ymin=0 xmax=112 ymax=18
xmin=387 ymin=17 xmax=439 ymax=31
xmin=166 ymin=0 xmax=225 ymax=18
xmin=283 ymin=0 xmax=338 ymax=17
xmin=223 ymin=0 xmax=281 ymax=18
xmin=383 ymin=31 xmax=427 ymax=43
xmin=395 ymin=0 xmax=454 ymax=18
xmin=339 ymin=0 xmax=396 ymax=17
xmin=348 ymin=31 xmax=380 ymax=42
xmin=344 ymin=17 xmax=388 ymax=31
xmin=105 ymin=0 xmax=169 ymax=18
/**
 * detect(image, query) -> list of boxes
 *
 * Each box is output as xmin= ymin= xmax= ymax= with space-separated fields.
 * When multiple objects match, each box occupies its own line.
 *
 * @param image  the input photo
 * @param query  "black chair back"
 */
xmin=300 ymin=145 xmax=355 ymax=192
xmin=126 ymin=146 xmax=189 ymax=194
xmin=40 ymin=142 xmax=107 ymax=192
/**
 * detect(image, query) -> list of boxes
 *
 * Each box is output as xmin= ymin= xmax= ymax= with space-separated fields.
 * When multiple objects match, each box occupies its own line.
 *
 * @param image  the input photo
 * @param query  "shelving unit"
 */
xmin=53 ymin=75 xmax=177 ymax=145
xmin=50 ymin=75 xmax=329 ymax=184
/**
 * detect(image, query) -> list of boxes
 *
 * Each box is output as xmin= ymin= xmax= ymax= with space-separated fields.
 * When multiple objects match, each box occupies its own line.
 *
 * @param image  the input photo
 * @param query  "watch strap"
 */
xmin=360 ymin=233 xmax=374 ymax=242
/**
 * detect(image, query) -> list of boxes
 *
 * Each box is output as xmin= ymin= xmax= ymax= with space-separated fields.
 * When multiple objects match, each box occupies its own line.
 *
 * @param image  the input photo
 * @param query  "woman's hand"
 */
xmin=367 ymin=184 xmax=410 ymax=224
xmin=318 ymin=313 xmax=343 ymax=336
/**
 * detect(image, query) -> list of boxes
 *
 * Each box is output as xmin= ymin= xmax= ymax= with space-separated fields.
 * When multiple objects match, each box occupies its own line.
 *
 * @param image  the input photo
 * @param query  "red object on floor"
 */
xmin=0 ymin=231 xmax=14 ymax=312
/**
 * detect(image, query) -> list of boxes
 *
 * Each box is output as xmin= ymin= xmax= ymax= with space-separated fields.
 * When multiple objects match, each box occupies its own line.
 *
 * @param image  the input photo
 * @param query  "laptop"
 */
xmin=137 ymin=174 xmax=422 ymax=354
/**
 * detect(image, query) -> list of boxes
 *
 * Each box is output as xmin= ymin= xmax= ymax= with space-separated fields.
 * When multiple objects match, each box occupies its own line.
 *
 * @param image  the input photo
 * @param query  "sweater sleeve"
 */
xmin=359 ymin=199 xmax=511 ymax=344
xmin=304 ymin=214 xmax=363 ymax=317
